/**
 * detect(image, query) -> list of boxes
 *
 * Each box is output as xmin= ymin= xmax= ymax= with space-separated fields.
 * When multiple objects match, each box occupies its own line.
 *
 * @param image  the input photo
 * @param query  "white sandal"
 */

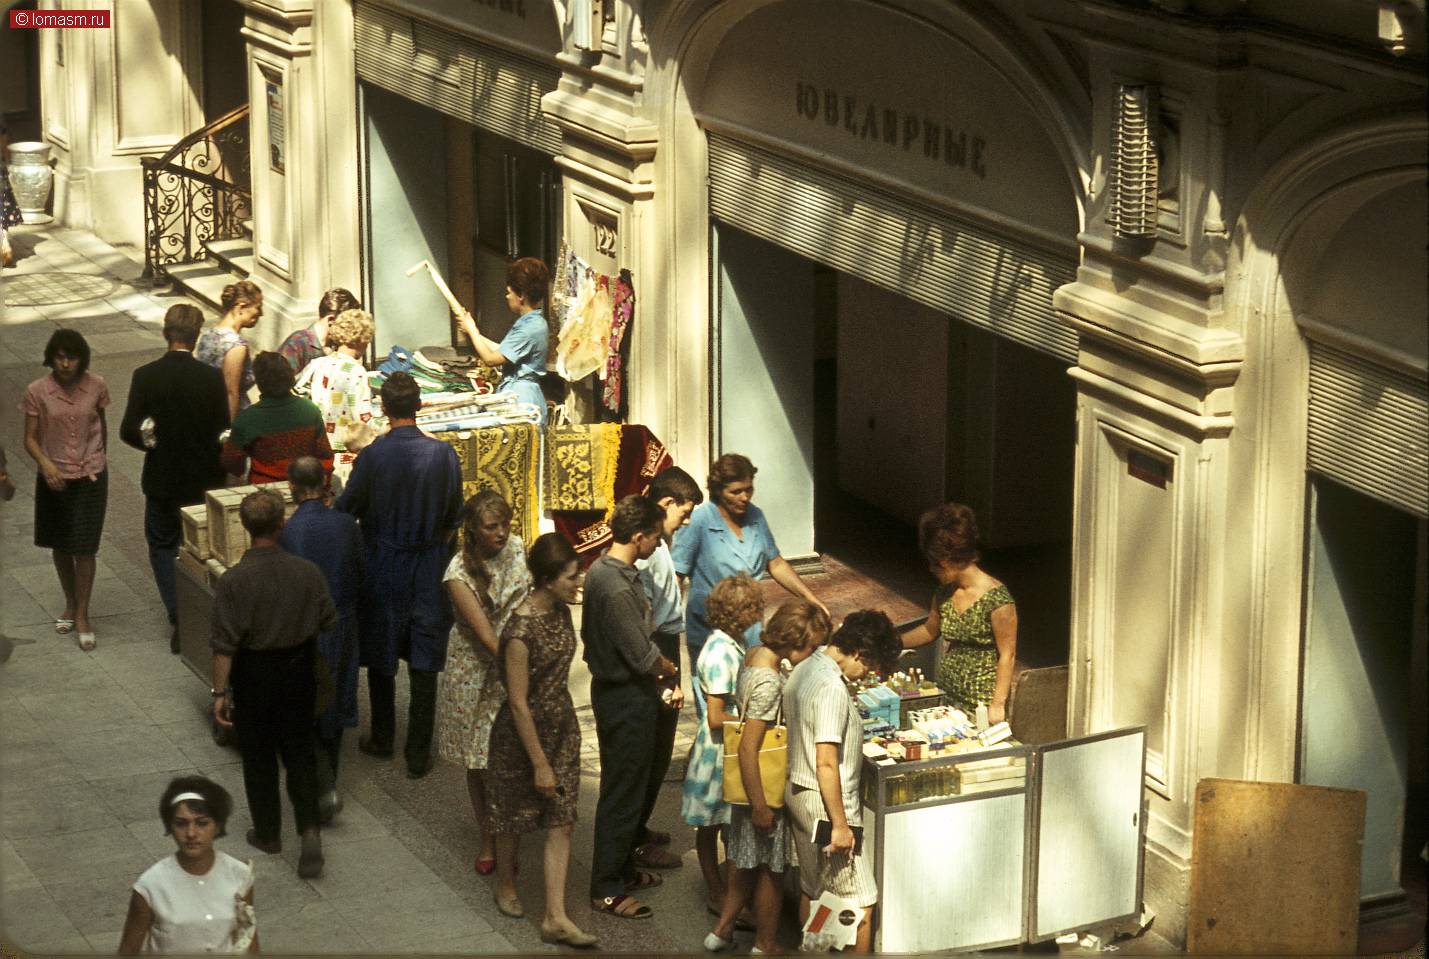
xmin=78 ymin=632 xmax=96 ymax=651
xmin=55 ymin=618 xmax=75 ymax=635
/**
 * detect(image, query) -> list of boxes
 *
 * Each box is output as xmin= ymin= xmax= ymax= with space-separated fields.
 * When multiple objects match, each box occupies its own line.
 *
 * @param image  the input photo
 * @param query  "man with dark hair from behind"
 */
xmin=631 ymin=466 xmax=703 ymax=869
xmin=220 ymin=351 xmax=333 ymax=485
xmin=210 ymin=490 xmax=335 ymax=879
xmin=279 ymin=456 xmax=364 ymax=823
xmin=783 ymin=609 xmax=902 ymax=953
xmin=336 ymin=371 xmax=463 ymax=778
xmin=118 ymin=303 xmax=230 ymax=653
xmin=584 ymin=495 xmax=680 ymax=920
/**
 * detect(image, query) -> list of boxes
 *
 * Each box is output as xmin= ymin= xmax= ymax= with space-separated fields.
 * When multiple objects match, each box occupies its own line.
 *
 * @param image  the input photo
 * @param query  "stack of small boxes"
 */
xmin=178 ymin=483 xmax=297 ymax=588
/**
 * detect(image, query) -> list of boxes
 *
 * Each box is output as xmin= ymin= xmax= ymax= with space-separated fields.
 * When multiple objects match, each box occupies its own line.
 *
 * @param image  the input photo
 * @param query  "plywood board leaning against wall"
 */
xmin=1186 ymin=778 xmax=1365 ymax=954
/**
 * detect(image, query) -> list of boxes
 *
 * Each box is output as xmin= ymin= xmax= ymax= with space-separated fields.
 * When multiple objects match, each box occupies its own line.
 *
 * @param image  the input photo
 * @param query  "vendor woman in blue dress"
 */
xmin=672 ymin=453 xmax=828 ymax=707
xmin=457 ymin=257 xmax=551 ymax=426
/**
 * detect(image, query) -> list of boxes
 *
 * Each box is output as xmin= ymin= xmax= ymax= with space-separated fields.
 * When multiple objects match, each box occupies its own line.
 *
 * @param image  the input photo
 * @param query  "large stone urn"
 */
xmin=7 ymin=141 xmax=54 ymax=224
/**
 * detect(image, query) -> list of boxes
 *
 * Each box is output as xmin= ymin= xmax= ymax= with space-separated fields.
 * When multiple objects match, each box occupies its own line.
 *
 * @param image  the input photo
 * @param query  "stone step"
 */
xmin=204 ymin=238 xmax=254 ymax=277
xmin=164 ymin=260 xmax=237 ymax=313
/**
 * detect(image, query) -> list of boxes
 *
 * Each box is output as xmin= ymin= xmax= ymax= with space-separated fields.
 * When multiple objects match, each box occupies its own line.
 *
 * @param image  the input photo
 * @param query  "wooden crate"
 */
xmin=205 ymin=484 xmax=295 ymax=566
xmin=205 ymin=558 xmax=228 ymax=589
xmin=180 ymin=504 xmax=209 ymax=560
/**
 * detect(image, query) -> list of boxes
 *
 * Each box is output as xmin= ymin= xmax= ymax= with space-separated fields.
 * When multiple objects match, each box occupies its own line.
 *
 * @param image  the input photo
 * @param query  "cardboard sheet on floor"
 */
xmin=1186 ymin=778 xmax=1364 ymax=955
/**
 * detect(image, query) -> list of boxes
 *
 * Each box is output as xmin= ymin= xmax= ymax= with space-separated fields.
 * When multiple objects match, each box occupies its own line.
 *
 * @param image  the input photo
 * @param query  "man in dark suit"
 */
xmin=120 ymin=303 xmax=230 ymax=652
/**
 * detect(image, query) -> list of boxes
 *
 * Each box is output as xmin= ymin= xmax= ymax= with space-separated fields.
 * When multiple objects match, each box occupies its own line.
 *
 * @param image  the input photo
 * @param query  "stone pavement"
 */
xmin=0 ymin=224 xmax=727 ymax=955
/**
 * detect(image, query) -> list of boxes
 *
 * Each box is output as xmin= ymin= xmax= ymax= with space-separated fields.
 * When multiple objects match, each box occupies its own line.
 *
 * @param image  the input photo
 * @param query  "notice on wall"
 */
xmin=265 ymin=76 xmax=286 ymax=175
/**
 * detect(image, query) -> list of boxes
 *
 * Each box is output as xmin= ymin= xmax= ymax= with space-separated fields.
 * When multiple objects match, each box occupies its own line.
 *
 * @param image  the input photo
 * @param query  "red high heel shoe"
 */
xmin=474 ymin=855 xmax=496 ymax=875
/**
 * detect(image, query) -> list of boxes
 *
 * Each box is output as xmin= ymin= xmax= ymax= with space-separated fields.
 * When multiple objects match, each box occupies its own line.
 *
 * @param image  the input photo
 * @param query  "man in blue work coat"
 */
xmin=336 ymin=372 xmax=462 ymax=778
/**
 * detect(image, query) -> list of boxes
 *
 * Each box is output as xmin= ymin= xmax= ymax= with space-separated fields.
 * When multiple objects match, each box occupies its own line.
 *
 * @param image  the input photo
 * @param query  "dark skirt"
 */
xmin=34 ymin=469 xmax=108 ymax=554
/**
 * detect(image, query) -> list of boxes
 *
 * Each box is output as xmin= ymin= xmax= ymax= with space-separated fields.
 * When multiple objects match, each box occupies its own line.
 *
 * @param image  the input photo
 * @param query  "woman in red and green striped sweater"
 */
xmin=222 ymin=351 xmax=334 ymax=486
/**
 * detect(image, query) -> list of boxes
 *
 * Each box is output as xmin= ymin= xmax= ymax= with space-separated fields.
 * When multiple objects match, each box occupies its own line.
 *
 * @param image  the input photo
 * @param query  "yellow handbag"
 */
xmin=722 ymin=699 xmax=788 ymax=809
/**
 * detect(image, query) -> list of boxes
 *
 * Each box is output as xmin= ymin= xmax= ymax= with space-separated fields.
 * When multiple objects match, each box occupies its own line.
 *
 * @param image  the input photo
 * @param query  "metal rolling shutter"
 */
xmin=1307 ymin=339 xmax=1428 ymax=518
xmin=706 ymin=132 xmax=1078 ymax=362
xmin=354 ymin=1 xmax=562 ymax=155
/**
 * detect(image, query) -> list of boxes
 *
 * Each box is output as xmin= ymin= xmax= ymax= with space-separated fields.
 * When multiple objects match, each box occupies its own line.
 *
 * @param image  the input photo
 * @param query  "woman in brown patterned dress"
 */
xmin=486 ymin=532 xmax=597 ymax=948
xmin=902 ymin=503 xmax=1019 ymax=723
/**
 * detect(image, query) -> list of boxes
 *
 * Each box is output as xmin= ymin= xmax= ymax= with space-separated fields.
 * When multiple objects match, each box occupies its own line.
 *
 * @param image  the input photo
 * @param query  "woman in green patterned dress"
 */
xmin=902 ymin=503 xmax=1019 ymax=724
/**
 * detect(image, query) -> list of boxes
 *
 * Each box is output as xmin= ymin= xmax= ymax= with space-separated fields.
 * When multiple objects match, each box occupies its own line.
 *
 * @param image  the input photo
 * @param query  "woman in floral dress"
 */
xmin=682 ymin=574 xmax=766 ymax=914
xmin=485 ymin=533 xmax=597 ymax=948
xmin=903 ymin=503 xmax=1019 ymax=722
xmin=436 ymin=491 xmax=530 ymax=874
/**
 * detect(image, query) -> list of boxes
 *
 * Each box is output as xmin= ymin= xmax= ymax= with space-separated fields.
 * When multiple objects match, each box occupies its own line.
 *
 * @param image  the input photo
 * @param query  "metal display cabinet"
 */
xmin=865 ymin=726 xmax=1147 ymax=953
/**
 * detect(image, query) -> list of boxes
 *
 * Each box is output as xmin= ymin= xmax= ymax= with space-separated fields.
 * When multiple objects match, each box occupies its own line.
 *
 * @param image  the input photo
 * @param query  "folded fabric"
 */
xmin=544 ymin=423 xmax=620 ymax=511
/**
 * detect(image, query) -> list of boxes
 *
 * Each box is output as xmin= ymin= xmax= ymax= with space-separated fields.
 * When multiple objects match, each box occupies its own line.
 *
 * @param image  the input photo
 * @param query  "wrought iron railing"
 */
xmin=142 ymin=104 xmax=251 ymax=282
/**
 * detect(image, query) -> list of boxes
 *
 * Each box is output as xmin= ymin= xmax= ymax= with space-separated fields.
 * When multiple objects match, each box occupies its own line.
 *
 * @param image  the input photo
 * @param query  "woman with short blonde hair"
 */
xmin=294 ymin=309 xmax=376 ymax=450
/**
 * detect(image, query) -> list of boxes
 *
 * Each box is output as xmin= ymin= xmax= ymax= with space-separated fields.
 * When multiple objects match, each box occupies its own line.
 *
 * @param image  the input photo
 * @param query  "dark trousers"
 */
xmin=232 ymin=643 xmax=321 ymax=841
xmin=639 ymin=631 xmax=682 ymax=835
xmin=590 ymin=676 xmax=660 ymax=898
xmin=316 ymin=730 xmax=344 ymax=793
xmin=366 ymin=667 xmax=438 ymax=764
xmin=143 ymin=497 xmax=185 ymax=624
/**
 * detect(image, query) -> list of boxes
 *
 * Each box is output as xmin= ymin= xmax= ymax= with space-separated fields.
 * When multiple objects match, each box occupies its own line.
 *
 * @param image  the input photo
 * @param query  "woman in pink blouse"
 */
xmin=22 ymin=329 xmax=110 ymax=651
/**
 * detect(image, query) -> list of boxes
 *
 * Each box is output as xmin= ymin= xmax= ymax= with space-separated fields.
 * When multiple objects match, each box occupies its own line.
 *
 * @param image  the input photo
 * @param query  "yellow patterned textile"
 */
xmin=442 ymin=423 xmax=540 ymax=545
xmin=544 ymin=423 xmax=621 ymax=512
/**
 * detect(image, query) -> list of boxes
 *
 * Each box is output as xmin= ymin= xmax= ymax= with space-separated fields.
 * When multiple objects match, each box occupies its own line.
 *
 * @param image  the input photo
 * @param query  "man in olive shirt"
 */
xmin=211 ymin=490 xmax=335 ymax=879
xmin=584 ymin=495 xmax=678 ymax=919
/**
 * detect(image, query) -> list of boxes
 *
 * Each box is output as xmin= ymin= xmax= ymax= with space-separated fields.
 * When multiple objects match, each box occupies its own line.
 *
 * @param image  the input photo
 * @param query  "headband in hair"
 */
xmin=170 ymin=791 xmax=206 ymax=807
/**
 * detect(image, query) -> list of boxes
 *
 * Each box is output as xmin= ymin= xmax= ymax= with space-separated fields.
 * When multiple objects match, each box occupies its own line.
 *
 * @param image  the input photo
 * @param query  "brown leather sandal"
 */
xmin=632 ymin=843 xmax=682 ymax=869
xmin=591 ymin=894 xmax=653 ymax=919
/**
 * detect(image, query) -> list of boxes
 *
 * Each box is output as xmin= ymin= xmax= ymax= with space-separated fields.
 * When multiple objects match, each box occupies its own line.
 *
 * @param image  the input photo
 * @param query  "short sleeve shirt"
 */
xmin=636 ymin=540 xmax=684 ymax=635
xmin=784 ymin=648 xmax=863 ymax=825
xmin=20 ymin=372 xmax=110 ymax=478
xmin=132 ymin=852 xmax=253 ymax=954
xmin=498 ymin=310 xmax=549 ymax=386
xmin=671 ymin=500 xmax=780 ymax=648
xmin=278 ymin=326 xmax=325 ymax=375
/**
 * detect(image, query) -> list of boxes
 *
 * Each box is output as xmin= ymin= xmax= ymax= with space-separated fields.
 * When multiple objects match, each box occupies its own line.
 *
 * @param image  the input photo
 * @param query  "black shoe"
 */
xmin=405 ymin=753 xmax=433 ymax=779
xmin=169 ymin=625 xmax=180 ymax=655
xmin=318 ymin=789 xmax=343 ymax=824
xmin=358 ymin=736 xmax=393 ymax=759
xmin=245 ymin=828 xmax=282 ymax=855
xmin=297 ymin=828 xmax=324 ymax=879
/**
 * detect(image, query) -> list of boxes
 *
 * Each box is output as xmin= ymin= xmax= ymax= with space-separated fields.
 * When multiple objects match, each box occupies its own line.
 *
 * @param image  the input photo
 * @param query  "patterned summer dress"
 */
xmin=195 ymin=326 xmax=254 ymax=411
xmin=435 ymin=536 xmax=530 ymax=769
xmin=935 ymin=584 xmax=1015 ymax=715
xmin=724 ymin=663 xmax=790 ymax=872
xmin=681 ymin=628 xmax=743 ymax=827
xmin=486 ymin=605 xmax=581 ymax=833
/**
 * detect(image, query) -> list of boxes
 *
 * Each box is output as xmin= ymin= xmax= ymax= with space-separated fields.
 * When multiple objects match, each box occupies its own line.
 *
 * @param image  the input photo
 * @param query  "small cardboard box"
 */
xmin=180 ymin=504 xmax=209 ymax=560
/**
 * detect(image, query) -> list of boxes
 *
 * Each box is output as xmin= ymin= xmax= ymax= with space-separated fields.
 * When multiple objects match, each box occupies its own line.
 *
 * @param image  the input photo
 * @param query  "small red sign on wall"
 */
xmin=1128 ymin=450 xmax=1171 ymax=488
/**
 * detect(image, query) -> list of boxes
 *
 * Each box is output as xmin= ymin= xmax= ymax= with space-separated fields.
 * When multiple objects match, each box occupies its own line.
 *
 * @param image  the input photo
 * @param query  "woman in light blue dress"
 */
xmin=456 ymin=257 xmax=551 ymax=425
xmin=681 ymin=574 xmax=765 ymax=917
xmin=672 ymin=453 xmax=828 ymax=711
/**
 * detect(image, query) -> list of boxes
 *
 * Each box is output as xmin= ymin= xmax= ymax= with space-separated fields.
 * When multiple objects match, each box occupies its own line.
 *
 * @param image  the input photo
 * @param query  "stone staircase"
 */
xmin=164 ymin=222 xmax=254 ymax=313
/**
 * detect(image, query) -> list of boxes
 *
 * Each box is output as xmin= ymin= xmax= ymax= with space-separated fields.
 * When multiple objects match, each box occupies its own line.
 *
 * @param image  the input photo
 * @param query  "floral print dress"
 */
xmin=681 ymin=628 xmax=743 ymax=827
xmin=195 ymin=327 xmax=254 ymax=411
xmin=935 ymin=584 xmax=1015 ymax=716
xmin=435 ymin=536 xmax=530 ymax=770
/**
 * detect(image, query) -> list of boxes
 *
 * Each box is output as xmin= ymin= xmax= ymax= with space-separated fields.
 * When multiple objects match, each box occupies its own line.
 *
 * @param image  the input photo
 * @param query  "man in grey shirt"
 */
xmin=211 ymin=490 xmax=336 ymax=879
xmin=784 ymin=609 xmax=902 ymax=953
xmin=584 ymin=495 xmax=678 ymax=920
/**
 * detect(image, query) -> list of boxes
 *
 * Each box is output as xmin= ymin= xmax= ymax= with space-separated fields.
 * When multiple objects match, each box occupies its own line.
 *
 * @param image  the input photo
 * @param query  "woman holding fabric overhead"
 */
xmin=672 ymin=453 xmax=828 ymax=703
xmin=455 ymin=257 xmax=551 ymax=426
xmin=902 ymin=503 xmax=1018 ymax=723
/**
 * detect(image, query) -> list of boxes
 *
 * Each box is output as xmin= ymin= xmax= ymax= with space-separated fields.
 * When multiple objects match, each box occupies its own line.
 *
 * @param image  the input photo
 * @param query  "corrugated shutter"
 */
xmin=706 ymin=131 xmax=1078 ymax=362
xmin=355 ymin=1 xmax=562 ymax=155
xmin=1308 ymin=339 xmax=1428 ymax=518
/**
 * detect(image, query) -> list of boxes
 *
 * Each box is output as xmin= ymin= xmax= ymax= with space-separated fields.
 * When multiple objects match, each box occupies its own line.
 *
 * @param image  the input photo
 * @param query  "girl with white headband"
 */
xmin=118 ymin=776 xmax=258 ymax=954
